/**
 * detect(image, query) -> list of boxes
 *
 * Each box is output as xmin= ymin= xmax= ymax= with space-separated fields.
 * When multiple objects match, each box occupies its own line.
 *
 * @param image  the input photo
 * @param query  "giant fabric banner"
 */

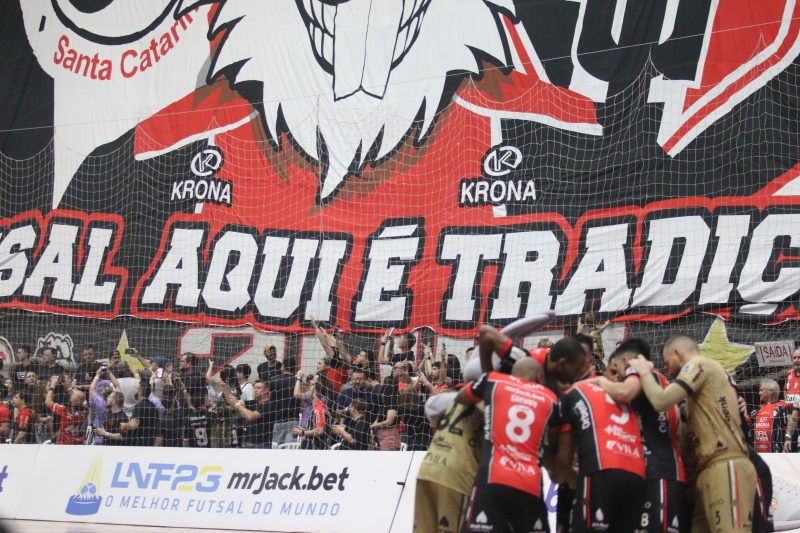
xmin=1 ymin=1 xmax=800 ymax=338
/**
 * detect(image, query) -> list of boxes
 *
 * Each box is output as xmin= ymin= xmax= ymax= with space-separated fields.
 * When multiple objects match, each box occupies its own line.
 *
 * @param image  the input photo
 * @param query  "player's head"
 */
xmin=758 ymin=378 xmax=780 ymax=404
xmin=607 ymin=337 xmax=651 ymax=380
xmin=572 ymin=333 xmax=595 ymax=379
xmin=793 ymin=346 xmax=800 ymax=371
xmin=549 ymin=337 xmax=586 ymax=384
xmin=511 ymin=357 xmax=544 ymax=384
xmin=661 ymin=334 xmax=698 ymax=376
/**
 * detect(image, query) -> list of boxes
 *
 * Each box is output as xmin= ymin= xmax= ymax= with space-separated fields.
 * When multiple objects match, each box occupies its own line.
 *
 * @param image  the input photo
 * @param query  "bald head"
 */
xmin=663 ymin=335 xmax=698 ymax=356
xmin=512 ymin=357 xmax=543 ymax=384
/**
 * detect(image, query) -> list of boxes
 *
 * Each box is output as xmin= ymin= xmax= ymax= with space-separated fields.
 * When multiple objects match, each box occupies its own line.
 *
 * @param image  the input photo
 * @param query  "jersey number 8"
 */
xmin=506 ymin=405 xmax=535 ymax=443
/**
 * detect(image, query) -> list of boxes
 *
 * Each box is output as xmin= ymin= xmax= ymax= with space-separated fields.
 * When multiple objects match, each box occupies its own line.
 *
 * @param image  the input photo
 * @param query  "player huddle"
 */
xmin=414 ymin=314 xmax=770 ymax=533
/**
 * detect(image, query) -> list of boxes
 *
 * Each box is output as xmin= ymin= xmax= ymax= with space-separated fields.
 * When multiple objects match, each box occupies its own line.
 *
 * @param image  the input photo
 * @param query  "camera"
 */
xmin=156 ymin=368 xmax=164 ymax=379
xmin=124 ymin=348 xmax=135 ymax=355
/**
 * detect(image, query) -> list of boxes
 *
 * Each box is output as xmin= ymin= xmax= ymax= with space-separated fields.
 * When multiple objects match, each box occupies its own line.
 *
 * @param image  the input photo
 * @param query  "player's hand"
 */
xmin=627 ymin=355 xmax=653 ymax=375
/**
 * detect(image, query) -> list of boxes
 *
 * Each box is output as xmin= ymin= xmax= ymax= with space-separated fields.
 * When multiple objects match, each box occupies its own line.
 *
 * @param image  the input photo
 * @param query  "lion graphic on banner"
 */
xmin=178 ymin=0 xmax=514 ymax=202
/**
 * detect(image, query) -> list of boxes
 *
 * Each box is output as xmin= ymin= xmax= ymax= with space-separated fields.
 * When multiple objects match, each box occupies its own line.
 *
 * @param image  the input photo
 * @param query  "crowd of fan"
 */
xmin=1 ymin=317 xmax=798 ymax=454
xmin=0 ymin=321 xmax=470 ymax=450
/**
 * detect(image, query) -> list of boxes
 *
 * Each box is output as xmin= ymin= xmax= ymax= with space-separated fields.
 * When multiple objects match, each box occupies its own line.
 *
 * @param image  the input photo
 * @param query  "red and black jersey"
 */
xmin=464 ymin=371 xmax=558 ymax=497
xmin=15 ymin=406 xmax=36 ymax=443
xmin=0 ymin=402 xmax=9 ymax=425
xmin=48 ymin=402 xmax=88 ymax=445
xmin=748 ymin=401 xmax=789 ymax=453
xmin=786 ymin=369 xmax=800 ymax=410
xmin=625 ymin=368 xmax=685 ymax=482
xmin=558 ymin=381 xmax=645 ymax=479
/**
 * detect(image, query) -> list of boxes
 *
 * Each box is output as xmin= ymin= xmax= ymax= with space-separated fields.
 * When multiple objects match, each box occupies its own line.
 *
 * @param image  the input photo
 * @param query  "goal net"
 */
xmin=0 ymin=0 xmax=799 ymax=447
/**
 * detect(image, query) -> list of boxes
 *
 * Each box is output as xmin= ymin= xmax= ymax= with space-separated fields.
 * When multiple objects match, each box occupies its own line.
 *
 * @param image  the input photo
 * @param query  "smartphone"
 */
xmin=387 ymin=327 xmax=395 ymax=336
xmin=441 ymin=342 xmax=447 ymax=353
xmin=124 ymin=348 xmax=135 ymax=355
xmin=100 ymin=363 xmax=108 ymax=372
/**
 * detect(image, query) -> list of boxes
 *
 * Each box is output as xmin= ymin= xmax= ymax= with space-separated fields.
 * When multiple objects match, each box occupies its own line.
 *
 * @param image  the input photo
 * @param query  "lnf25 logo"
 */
xmin=110 ymin=462 xmax=223 ymax=492
xmin=171 ymin=146 xmax=233 ymax=206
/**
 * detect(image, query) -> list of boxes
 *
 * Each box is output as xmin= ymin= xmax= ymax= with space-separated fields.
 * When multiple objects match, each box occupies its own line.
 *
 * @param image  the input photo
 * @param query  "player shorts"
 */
xmin=413 ymin=479 xmax=467 ymax=533
xmin=640 ymin=479 xmax=687 ymax=533
xmin=463 ymin=483 xmax=549 ymax=533
xmin=556 ymin=483 xmax=574 ymax=533
xmin=572 ymin=469 xmax=646 ymax=533
xmin=692 ymin=455 xmax=756 ymax=533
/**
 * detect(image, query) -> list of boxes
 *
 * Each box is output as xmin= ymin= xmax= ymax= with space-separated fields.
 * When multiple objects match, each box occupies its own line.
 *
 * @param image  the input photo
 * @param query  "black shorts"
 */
xmin=556 ymin=483 xmax=574 ymax=533
xmin=641 ymin=479 xmax=687 ymax=533
xmin=572 ymin=469 xmax=645 ymax=533
xmin=463 ymin=483 xmax=549 ymax=533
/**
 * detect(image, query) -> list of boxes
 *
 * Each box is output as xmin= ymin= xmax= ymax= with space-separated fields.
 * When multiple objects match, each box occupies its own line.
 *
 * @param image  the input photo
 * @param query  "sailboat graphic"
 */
xmin=65 ymin=455 xmax=103 ymax=516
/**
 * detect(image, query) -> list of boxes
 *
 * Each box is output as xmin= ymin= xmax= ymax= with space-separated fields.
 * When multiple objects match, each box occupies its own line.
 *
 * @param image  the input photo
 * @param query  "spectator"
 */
xmin=294 ymin=371 xmax=318 ymax=430
xmin=88 ymin=365 xmax=120 ymax=445
xmin=397 ymin=388 xmax=431 ymax=450
xmin=353 ymin=349 xmax=377 ymax=383
xmin=314 ymin=357 xmax=338 ymax=398
xmin=392 ymin=361 xmax=416 ymax=391
xmin=444 ymin=354 xmax=463 ymax=387
xmin=372 ymin=381 xmax=400 ymax=451
xmin=183 ymin=396 xmax=211 ymax=448
xmin=270 ymin=354 xmax=301 ymax=445
xmin=378 ymin=330 xmax=416 ymax=364
xmin=748 ymin=378 xmax=789 ymax=453
xmin=45 ymin=375 xmax=87 ymax=445
xmin=208 ymin=364 xmax=239 ymax=448
xmin=335 ymin=369 xmax=381 ymax=423
xmin=130 ymin=349 xmax=165 ymax=400
xmin=12 ymin=392 xmax=36 ymax=443
xmin=20 ymin=371 xmax=38 ymax=407
xmin=75 ymin=344 xmax=98 ymax=388
xmin=0 ymin=397 xmax=10 ymax=442
xmin=293 ymin=381 xmax=328 ymax=449
xmin=332 ymin=399 xmax=372 ymax=450
xmin=96 ymin=391 xmax=127 ymax=446
xmin=538 ymin=338 xmax=554 ymax=348
xmin=311 ymin=320 xmax=349 ymax=393
xmin=577 ymin=312 xmax=610 ymax=365
xmin=178 ymin=353 xmax=206 ymax=408
xmin=221 ymin=379 xmax=273 ymax=448
xmin=36 ymin=347 xmax=64 ymax=381
xmin=3 ymin=377 xmax=13 ymax=402
xmin=235 ymin=364 xmax=255 ymax=401
xmin=10 ymin=346 xmax=37 ymax=388
xmin=159 ymin=386 xmax=186 ymax=448
xmin=120 ymin=380 xmax=162 ymax=447
xmin=257 ymin=344 xmax=283 ymax=383
xmin=115 ymin=362 xmax=140 ymax=418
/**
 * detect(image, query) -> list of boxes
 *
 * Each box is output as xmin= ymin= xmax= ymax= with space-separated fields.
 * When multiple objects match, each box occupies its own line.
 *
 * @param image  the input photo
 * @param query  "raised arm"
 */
xmin=311 ymin=319 xmax=335 ymax=358
xmin=377 ymin=329 xmax=392 ymax=365
xmin=628 ymin=357 xmax=688 ymax=411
